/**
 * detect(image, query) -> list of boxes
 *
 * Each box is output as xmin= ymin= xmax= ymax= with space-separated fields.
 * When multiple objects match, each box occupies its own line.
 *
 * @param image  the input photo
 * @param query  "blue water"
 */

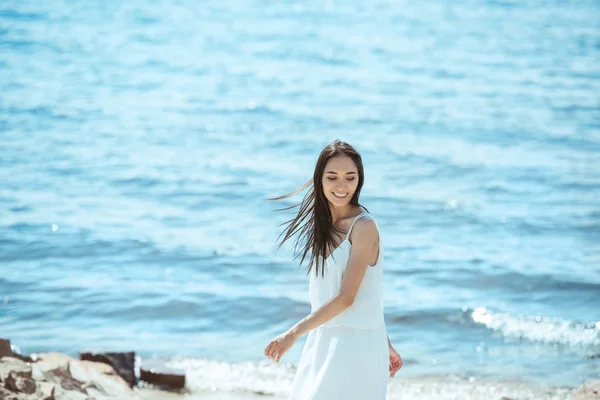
xmin=1 ymin=0 xmax=599 ymax=396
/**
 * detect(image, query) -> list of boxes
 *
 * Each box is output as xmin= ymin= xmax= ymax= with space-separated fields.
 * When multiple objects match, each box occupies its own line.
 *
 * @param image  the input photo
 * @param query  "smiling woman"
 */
xmin=267 ymin=140 xmax=367 ymax=278
xmin=324 ymin=160 xmax=358 ymax=201
xmin=263 ymin=140 xmax=402 ymax=399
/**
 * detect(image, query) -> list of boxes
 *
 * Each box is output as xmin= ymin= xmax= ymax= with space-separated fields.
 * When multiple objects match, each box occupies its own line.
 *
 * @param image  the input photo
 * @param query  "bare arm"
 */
xmin=264 ymin=293 xmax=353 ymax=362
xmin=288 ymin=217 xmax=379 ymax=339
xmin=288 ymin=294 xmax=351 ymax=338
xmin=265 ymin=218 xmax=379 ymax=362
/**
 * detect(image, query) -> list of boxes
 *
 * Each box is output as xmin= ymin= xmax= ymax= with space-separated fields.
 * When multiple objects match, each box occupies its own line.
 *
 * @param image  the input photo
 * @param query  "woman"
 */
xmin=264 ymin=140 xmax=403 ymax=399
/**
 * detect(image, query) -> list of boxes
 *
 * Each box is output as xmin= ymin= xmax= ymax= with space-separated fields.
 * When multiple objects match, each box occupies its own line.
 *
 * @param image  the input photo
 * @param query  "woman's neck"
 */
xmin=329 ymin=205 xmax=362 ymax=224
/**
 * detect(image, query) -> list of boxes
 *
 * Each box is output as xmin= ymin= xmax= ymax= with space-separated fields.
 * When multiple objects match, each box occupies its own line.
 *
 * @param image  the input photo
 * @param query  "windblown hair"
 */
xmin=268 ymin=139 xmax=368 ymax=277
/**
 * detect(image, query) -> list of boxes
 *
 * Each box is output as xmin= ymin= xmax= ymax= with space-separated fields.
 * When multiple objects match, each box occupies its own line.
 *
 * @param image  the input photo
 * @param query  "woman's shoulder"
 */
xmin=356 ymin=207 xmax=378 ymax=224
xmin=353 ymin=213 xmax=378 ymax=230
xmin=350 ymin=213 xmax=379 ymax=242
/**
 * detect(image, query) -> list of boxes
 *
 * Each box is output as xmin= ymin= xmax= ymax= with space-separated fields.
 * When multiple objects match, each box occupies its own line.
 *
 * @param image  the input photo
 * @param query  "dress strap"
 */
xmin=345 ymin=212 xmax=370 ymax=241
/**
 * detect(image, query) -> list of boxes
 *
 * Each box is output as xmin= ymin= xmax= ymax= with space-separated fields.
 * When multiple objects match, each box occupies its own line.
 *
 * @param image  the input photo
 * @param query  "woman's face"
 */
xmin=321 ymin=155 xmax=359 ymax=206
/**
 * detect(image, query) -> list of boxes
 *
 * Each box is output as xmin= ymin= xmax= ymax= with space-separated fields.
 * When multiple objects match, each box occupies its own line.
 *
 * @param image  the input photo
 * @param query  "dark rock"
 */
xmin=3 ymin=372 xmax=37 ymax=394
xmin=80 ymin=351 xmax=136 ymax=388
xmin=0 ymin=338 xmax=13 ymax=359
xmin=0 ymin=338 xmax=34 ymax=363
xmin=140 ymin=358 xmax=186 ymax=390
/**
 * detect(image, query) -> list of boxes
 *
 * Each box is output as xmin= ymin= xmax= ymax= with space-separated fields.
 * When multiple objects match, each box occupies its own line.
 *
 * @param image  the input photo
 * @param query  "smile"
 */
xmin=332 ymin=192 xmax=348 ymax=199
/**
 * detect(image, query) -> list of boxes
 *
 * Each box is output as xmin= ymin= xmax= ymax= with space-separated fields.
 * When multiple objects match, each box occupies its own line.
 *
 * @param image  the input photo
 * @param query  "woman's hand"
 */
xmin=264 ymin=330 xmax=297 ymax=363
xmin=389 ymin=344 xmax=403 ymax=378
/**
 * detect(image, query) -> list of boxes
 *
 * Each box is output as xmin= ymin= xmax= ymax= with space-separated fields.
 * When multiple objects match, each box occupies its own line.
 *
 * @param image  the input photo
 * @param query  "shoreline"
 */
xmin=1 ymin=337 xmax=597 ymax=400
xmin=134 ymin=373 xmax=589 ymax=400
xmin=1 ymin=350 xmax=597 ymax=400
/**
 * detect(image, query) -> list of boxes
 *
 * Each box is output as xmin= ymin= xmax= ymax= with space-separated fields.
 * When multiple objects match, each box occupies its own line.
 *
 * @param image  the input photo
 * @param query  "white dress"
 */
xmin=288 ymin=211 xmax=389 ymax=400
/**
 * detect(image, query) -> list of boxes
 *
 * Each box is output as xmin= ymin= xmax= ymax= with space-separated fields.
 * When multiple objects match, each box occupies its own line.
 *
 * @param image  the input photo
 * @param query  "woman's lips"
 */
xmin=333 ymin=192 xmax=348 ymax=199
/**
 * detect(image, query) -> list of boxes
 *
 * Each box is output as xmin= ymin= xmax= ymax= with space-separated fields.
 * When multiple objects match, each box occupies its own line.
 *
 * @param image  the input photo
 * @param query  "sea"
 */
xmin=1 ymin=0 xmax=599 ymax=398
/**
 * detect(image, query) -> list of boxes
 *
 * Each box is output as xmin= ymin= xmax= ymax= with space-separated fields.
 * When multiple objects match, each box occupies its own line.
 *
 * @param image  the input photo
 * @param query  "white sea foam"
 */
xmin=158 ymin=356 xmax=575 ymax=399
xmin=470 ymin=307 xmax=600 ymax=351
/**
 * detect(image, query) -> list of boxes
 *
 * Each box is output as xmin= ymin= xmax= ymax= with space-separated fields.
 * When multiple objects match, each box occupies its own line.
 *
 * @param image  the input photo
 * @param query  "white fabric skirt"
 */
xmin=288 ymin=323 xmax=389 ymax=400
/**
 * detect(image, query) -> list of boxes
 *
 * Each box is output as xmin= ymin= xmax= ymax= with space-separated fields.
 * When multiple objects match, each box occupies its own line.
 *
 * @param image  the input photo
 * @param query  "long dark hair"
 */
xmin=267 ymin=140 xmax=368 ymax=277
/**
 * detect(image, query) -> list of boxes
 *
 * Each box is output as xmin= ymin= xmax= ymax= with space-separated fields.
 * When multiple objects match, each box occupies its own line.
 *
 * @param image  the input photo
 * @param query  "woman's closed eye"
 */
xmin=327 ymin=177 xmax=355 ymax=181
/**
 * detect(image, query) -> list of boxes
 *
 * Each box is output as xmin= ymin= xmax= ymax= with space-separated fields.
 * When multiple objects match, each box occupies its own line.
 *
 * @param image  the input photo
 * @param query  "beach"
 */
xmin=135 ymin=375 xmax=581 ymax=400
xmin=1 ymin=0 xmax=598 ymax=398
xmin=2 ymin=345 xmax=591 ymax=399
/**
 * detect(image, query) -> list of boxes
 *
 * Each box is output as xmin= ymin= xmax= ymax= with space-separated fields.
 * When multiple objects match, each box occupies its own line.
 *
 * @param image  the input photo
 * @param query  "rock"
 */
xmin=139 ymin=359 xmax=185 ymax=390
xmin=0 ymin=357 xmax=37 ymax=400
xmin=11 ymin=353 xmax=35 ymax=364
xmin=4 ymin=372 xmax=37 ymax=394
xmin=0 ymin=338 xmax=35 ymax=364
xmin=572 ymin=379 xmax=600 ymax=400
xmin=37 ymin=352 xmax=138 ymax=398
xmin=0 ymin=352 xmax=140 ymax=399
xmin=0 ymin=386 xmax=24 ymax=400
xmin=79 ymin=351 xmax=136 ymax=388
xmin=38 ymin=381 xmax=56 ymax=399
xmin=0 ymin=338 xmax=13 ymax=358
xmin=43 ymin=364 xmax=87 ymax=393
xmin=70 ymin=359 xmax=133 ymax=396
xmin=0 ymin=358 xmax=36 ymax=395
